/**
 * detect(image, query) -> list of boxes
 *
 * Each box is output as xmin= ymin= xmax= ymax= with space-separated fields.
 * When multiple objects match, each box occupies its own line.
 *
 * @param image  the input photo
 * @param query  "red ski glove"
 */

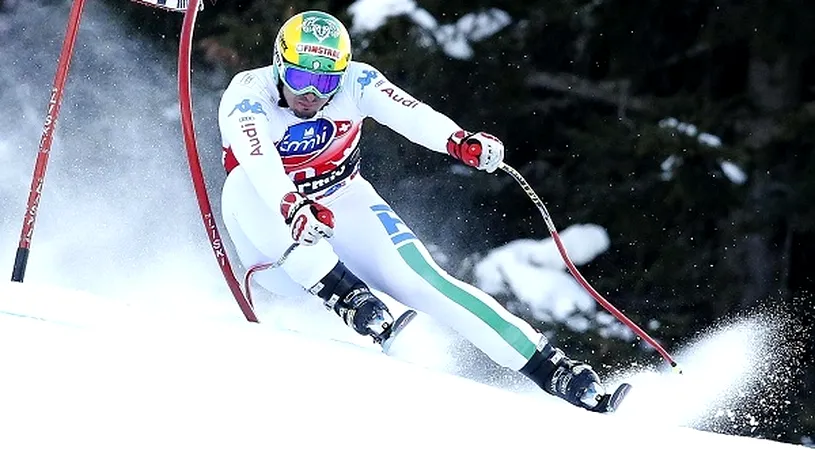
xmin=446 ymin=130 xmax=505 ymax=173
xmin=280 ymin=192 xmax=335 ymax=245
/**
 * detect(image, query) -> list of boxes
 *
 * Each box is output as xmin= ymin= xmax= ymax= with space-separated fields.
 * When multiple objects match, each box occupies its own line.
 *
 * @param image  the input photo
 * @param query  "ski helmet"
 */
xmin=273 ymin=11 xmax=352 ymax=98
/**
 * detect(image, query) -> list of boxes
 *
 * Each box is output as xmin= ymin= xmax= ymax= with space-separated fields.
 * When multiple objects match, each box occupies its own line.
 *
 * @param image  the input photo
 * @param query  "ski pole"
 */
xmin=11 ymin=0 xmax=87 ymax=282
xmin=498 ymin=162 xmax=683 ymax=374
xmin=243 ymin=243 xmax=299 ymax=306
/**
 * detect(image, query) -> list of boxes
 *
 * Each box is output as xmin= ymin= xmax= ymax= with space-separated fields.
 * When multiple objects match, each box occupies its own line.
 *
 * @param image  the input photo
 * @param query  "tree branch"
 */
xmin=526 ymin=72 xmax=655 ymax=115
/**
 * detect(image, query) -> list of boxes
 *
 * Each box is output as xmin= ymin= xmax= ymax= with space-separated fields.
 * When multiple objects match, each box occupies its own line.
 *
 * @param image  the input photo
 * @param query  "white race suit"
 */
xmin=217 ymin=61 xmax=544 ymax=371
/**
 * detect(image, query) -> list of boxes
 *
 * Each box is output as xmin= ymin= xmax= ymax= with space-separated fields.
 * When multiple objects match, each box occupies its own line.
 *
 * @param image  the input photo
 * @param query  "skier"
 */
xmin=217 ymin=10 xmax=623 ymax=412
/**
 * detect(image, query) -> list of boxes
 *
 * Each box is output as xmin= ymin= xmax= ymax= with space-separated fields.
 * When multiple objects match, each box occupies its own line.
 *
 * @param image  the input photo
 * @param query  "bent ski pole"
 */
xmin=498 ymin=162 xmax=682 ymax=373
xmin=243 ymin=243 xmax=299 ymax=306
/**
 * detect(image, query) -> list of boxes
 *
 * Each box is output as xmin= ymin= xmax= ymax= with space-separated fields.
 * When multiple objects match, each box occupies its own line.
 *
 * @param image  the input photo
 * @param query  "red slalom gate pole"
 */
xmin=498 ymin=163 xmax=683 ymax=374
xmin=177 ymin=0 xmax=258 ymax=322
xmin=11 ymin=0 xmax=87 ymax=282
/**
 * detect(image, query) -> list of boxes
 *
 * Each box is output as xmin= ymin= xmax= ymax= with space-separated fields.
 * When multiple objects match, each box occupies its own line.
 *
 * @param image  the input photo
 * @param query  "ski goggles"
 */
xmin=280 ymin=63 xmax=344 ymax=98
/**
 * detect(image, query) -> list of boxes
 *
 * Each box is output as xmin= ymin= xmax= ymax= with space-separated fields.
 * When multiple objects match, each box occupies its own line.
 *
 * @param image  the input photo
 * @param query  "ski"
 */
xmin=594 ymin=382 xmax=632 ymax=413
xmin=379 ymin=309 xmax=417 ymax=354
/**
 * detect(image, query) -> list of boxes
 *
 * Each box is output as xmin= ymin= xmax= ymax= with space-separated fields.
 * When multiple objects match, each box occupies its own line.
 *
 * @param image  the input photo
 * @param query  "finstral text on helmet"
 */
xmin=301 ymin=16 xmax=341 ymax=42
xmin=296 ymin=43 xmax=341 ymax=61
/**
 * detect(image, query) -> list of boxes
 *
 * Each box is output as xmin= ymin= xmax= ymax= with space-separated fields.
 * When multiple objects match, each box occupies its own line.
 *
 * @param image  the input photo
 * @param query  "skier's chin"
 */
xmin=292 ymin=107 xmax=317 ymax=119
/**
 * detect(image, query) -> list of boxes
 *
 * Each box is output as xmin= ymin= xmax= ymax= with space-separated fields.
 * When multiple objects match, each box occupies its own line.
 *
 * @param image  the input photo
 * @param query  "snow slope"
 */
xmin=0 ymin=1 xmax=806 ymax=448
xmin=0 ymin=282 xmax=801 ymax=450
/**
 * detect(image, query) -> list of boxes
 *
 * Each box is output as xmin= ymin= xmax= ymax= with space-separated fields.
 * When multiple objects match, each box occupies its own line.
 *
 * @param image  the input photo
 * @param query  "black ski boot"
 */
xmin=520 ymin=338 xmax=629 ymax=413
xmin=310 ymin=261 xmax=413 ymax=346
xmin=331 ymin=286 xmax=395 ymax=342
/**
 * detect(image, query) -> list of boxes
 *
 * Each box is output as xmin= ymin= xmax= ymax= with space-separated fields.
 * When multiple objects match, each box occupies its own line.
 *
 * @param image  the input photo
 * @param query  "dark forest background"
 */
xmin=100 ymin=0 xmax=813 ymax=445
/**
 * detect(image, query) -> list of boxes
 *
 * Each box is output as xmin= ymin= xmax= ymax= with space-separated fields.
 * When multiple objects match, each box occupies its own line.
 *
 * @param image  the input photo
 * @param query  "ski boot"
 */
xmin=520 ymin=338 xmax=630 ymax=413
xmin=330 ymin=286 xmax=416 ymax=349
xmin=310 ymin=261 xmax=416 ymax=348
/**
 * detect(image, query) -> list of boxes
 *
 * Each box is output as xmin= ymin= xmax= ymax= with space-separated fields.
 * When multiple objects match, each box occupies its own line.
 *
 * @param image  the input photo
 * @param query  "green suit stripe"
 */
xmin=397 ymin=242 xmax=537 ymax=359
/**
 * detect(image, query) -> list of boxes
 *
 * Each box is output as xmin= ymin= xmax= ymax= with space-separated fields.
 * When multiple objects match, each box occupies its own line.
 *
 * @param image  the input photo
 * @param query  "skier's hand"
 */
xmin=446 ymin=130 xmax=505 ymax=173
xmin=280 ymin=192 xmax=335 ymax=245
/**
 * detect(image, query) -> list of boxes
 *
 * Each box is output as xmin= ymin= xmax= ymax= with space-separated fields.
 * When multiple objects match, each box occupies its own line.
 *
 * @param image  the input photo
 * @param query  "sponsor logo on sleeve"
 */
xmin=379 ymin=86 xmax=419 ymax=109
xmin=357 ymin=69 xmax=378 ymax=94
xmin=240 ymin=122 xmax=263 ymax=156
xmin=229 ymin=99 xmax=267 ymax=117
